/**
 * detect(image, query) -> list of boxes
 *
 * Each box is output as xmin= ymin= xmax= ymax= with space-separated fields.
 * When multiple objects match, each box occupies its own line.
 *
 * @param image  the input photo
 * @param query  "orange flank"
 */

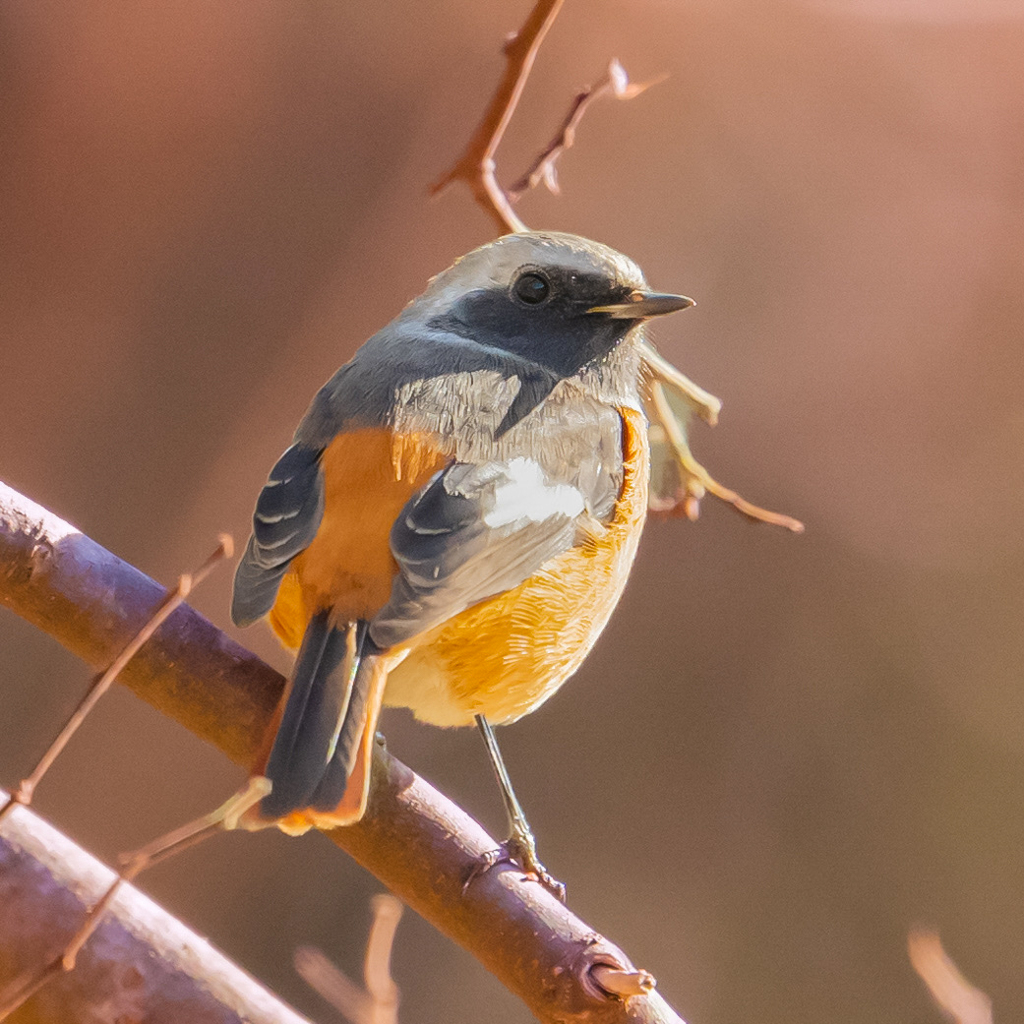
xmin=268 ymin=428 xmax=447 ymax=648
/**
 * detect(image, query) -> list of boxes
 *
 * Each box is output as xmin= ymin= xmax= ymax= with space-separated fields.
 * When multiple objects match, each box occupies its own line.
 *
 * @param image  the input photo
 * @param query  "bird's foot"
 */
xmin=505 ymin=830 xmax=566 ymax=902
xmin=463 ymin=829 xmax=566 ymax=902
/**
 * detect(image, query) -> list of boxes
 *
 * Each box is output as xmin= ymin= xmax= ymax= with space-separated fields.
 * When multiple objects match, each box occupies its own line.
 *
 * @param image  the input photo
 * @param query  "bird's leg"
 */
xmin=472 ymin=714 xmax=566 ymax=901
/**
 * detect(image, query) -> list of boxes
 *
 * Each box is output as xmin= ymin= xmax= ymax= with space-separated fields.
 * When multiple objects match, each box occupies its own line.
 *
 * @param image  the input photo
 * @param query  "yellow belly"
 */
xmin=383 ymin=407 xmax=649 ymax=726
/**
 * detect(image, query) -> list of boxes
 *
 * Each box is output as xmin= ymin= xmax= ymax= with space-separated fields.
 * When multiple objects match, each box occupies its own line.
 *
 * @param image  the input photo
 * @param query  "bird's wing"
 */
xmin=231 ymin=443 xmax=325 ymax=627
xmin=369 ymin=456 xmax=605 ymax=649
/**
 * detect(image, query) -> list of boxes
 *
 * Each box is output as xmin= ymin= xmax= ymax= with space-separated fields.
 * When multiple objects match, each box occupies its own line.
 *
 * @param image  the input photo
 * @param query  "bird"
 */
xmin=230 ymin=231 xmax=694 ymax=889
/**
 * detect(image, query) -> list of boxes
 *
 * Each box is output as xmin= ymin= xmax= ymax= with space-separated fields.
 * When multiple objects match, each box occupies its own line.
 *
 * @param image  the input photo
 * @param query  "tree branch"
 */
xmin=0 ymin=481 xmax=685 ymax=1024
xmin=294 ymin=895 xmax=403 ymax=1024
xmin=429 ymin=0 xmax=564 ymax=232
xmin=0 ymin=791 xmax=311 ymax=1023
xmin=908 ymin=929 xmax=993 ymax=1024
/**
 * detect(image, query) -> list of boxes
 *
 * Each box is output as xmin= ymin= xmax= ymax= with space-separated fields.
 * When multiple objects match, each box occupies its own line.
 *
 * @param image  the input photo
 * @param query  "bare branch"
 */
xmin=0 ymin=535 xmax=231 ymax=824
xmin=0 ymin=480 xmax=686 ymax=1024
xmin=0 ymin=537 xmax=239 ymax=1019
xmin=644 ymin=371 xmax=804 ymax=531
xmin=430 ymin=0 xmax=564 ymax=233
xmin=295 ymin=946 xmax=371 ymax=1023
xmin=908 ymin=928 xmax=993 ymax=1024
xmin=364 ymin=895 xmax=402 ymax=1024
xmin=509 ymin=60 xmax=666 ymax=199
xmin=294 ymin=895 xmax=403 ymax=1024
xmin=431 ymin=3 xmax=801 ymax=536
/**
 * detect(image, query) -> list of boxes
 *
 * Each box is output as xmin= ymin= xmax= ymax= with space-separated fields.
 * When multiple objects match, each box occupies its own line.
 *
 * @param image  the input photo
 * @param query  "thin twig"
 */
xmin=364 ymin=895 xmax=403 ymax=1024
xmin=0 ymin=535 xmax=234 ymax=1020
xmin=295 ymin=895 xmax=404 ymax=1024
xmin=908 ymin=928 xmax=993 ymax=1024
xmin=295 ymin=947 xmax=370 ymax=1023
xmin=0 ymin=959 xmax=64 ymax=1021
xmin=0 ymin=793 xmax=310 ymax=1023
xmin=509 ymin=60 xmax=666 ymax=199
xmin=0 ymin=533 xmax=233 ymax=823
xmin=49 ymin=776 xmax=272 ymax=990
xmin=431 ymin=4 xmax=660 ymax=232
xmin=430 ymin=0 xmax=564 ymax=233
xmin=431 ymin=3 xmax=801 ymax=535
xmin=647 ymin=378 xmax=804 ymax=531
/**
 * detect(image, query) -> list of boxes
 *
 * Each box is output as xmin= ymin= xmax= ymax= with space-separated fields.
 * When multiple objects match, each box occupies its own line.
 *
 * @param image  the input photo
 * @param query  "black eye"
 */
xmin=514 ymin=272 xmax=550 ymax=305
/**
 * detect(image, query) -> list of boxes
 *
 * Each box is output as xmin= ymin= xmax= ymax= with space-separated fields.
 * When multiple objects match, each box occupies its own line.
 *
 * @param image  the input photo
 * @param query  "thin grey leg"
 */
xmin=474 ymin=714 xmax=565 ymax=901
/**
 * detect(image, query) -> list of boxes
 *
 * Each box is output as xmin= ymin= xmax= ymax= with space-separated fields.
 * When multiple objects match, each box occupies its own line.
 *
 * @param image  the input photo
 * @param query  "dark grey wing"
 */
xmin=369 ymin=458 xmax=590 ymax=649
xmin=231 ymin=444 xmax=325 ymax=627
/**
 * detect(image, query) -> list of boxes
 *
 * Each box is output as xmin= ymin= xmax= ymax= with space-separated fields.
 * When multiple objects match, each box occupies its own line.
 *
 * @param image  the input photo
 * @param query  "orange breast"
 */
xmin=383 ymin=406 xmax=650 ymax=726
xmin=268 ymin=428 xmax=446 ymax=649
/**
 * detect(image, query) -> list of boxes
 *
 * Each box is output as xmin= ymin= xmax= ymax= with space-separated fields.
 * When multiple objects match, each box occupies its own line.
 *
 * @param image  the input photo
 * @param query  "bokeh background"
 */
xmin=2 ymin=0 xmax=1023 ymax=1020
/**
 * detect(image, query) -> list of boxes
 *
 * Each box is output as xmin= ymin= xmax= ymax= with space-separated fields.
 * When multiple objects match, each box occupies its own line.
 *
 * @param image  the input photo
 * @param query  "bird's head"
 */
xmin=415 ymin=232 xmax=694 ymax=379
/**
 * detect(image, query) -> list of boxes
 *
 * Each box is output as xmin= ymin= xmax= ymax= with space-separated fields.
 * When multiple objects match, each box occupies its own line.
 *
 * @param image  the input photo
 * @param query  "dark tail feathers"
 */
xmin=259 ymin=612 xmax=376 ymax=821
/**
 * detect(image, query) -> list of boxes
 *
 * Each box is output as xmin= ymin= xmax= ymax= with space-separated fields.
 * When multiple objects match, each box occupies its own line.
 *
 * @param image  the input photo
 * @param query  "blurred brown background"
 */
xmin=2 ymin=0 xmax=1023 ymax=1021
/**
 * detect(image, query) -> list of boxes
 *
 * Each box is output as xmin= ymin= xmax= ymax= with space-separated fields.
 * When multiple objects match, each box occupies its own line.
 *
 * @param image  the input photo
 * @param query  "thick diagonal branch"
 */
xmin=0 ymin=481 xmax=685 ymax=1024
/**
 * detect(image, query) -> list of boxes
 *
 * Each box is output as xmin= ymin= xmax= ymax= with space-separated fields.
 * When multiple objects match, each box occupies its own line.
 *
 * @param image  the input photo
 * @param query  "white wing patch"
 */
xmin=371 ymin=455 xmax=591 ymax=649
xmin=483 ymin=458 xmax=586 ymax=528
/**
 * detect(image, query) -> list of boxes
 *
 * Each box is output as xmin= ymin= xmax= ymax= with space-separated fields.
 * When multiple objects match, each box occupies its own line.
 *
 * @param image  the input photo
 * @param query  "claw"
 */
xmin=463 ymin=836 xmax=566 ymax=902
xmin=505 ymin=833 xmax=566 ymax=902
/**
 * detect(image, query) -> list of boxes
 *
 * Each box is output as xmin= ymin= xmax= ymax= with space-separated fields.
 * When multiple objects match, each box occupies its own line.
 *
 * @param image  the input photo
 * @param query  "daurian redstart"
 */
xmin=231 ymin=232 xmax=693 ymax=883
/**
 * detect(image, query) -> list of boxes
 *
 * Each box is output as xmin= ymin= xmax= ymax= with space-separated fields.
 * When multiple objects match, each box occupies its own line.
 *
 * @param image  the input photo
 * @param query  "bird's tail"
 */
xmin=242 ymin=610 xmax=388 ymax=834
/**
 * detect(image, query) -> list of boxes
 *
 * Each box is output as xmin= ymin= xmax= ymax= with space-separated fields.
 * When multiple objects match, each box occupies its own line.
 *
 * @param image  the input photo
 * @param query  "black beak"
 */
xmin=588 ymin=290 xmax=696 ymax=319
